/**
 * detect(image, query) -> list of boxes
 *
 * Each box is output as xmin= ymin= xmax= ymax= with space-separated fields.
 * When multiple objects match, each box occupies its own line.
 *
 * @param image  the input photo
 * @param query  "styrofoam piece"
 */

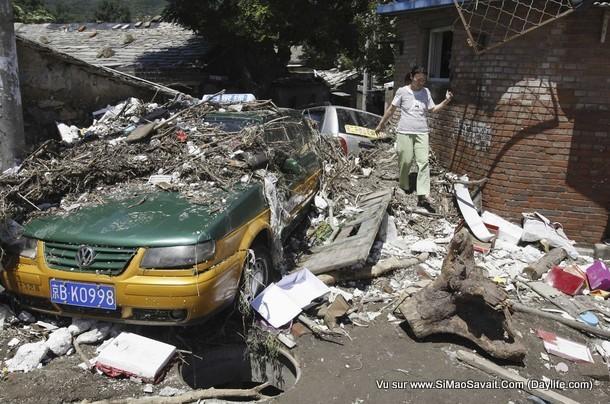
xmin=46 ymin=327 xmax=73 ymax=356
xmin=481 ymin=211 xmax=523 ymax=245
xmin=6 ymin=341 xmax=49 ymax=372
xmin=454 ymin=183 xmax=494 ymax=242
xmin=96 ymin=332 xmax=176 ymax=380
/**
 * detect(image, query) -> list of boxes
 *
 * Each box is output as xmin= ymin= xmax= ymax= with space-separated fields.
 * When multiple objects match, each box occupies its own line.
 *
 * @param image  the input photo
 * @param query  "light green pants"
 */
xmin=396 ymin=132 xmax=430 ymax=196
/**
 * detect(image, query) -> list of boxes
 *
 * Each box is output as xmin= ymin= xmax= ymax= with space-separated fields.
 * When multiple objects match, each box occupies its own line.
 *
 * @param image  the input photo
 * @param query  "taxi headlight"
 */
xmin=19 ymin=237 xmax=38 ymax=259
xmin=140 ymin=241 xmax=215 ymax=269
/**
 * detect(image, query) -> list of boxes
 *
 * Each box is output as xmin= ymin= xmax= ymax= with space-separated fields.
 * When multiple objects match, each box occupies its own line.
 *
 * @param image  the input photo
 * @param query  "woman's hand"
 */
xmin=445 ymin=90 xmax=454 ymax=102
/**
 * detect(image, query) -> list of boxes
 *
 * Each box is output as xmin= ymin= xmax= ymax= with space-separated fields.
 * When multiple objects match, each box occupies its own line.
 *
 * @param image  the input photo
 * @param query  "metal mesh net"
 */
xmin=453 ymin=0 xmax=579 ymax=54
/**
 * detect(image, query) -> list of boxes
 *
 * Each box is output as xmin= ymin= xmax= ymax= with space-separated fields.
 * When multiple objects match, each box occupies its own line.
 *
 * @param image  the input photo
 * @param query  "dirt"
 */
xmin=1 ymin=302 xmax=609 ymax=404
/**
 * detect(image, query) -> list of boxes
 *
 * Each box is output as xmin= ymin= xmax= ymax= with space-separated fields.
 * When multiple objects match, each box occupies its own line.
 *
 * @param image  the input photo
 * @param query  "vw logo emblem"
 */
xmin=76 ymin=246 xmax=96 ymax=268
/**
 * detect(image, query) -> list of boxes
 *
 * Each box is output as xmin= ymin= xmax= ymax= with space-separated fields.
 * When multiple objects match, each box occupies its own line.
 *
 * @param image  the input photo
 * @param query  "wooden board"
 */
xmin=300 ymin=188 xmax=393 ymax=275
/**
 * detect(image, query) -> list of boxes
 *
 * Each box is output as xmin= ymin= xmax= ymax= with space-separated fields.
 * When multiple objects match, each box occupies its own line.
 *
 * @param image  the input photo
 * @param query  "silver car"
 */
xmin=303 ymin=106 xmax=382 ymax=155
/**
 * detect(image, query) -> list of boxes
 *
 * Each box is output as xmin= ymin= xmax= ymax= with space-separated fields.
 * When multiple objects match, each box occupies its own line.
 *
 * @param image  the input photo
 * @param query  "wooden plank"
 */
xmin=301 ymin=188 xmax=393 ymax=274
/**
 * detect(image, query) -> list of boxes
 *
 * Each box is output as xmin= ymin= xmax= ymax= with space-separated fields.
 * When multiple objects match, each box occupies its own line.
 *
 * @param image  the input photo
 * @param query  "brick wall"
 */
xmin=392 ymin=6 xmax=610 ymax=243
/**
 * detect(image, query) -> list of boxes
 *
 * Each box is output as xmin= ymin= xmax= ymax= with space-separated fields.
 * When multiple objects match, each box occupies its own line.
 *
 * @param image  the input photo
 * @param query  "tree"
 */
xmin=94 ymin=0 xmax=131 ymax=22
xmin=163 ymin=0 xmax=395 ymax=95
xmin=12 ymin=0 xmax=55 ymax=23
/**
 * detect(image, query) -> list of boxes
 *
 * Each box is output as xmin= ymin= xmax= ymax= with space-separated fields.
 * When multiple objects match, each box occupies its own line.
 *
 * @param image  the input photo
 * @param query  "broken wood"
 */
xmin=523 ymin=248 xmax=567 ymax=280
xmin=456 ymin=350 xmax=579 ymax=404
xmin=511 ymin=302 xmax=610 ymax=339
xmin=301 ymin=188 xmax=393 ymax=275
xmin=399 ymin=228 xmax=526 ymax=361
xmin=87 ymin=382 xmax=272 ymax=403
xmin=73 ymin=340 xmax=93 ymax=371
xmin=317 ymin=253 xmax=428 ymax=285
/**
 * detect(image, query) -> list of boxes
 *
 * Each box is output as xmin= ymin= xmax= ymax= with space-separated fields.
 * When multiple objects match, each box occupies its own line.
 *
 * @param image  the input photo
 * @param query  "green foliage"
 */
xmin=13 ymin=0 xmax=55 ymax=23
xmin=164 ymin=0 xmax=396 ymax=89
xmin=40 ymin=1 xmax=167 ymax=22
xmin=93 ymin=0 xmax=131 ymax=22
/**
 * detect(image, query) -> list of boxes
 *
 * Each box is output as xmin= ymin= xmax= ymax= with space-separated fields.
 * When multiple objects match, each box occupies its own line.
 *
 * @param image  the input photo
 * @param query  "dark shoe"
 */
xmin=417 ymin=196 xmax=436 ymax=213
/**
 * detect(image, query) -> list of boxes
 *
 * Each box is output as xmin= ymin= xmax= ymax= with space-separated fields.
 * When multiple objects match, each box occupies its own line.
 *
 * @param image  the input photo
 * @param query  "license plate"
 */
xmin=50 ymin=279 xmax=116 ymax=310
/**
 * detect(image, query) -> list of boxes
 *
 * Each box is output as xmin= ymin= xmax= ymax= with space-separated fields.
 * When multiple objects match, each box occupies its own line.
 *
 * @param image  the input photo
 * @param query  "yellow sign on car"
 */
xmin=344 ymin=124 xmax=379 ymax=139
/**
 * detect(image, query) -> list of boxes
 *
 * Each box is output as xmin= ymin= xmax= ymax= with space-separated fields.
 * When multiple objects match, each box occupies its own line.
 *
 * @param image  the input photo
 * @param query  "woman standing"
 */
xmin=376 ymin=65 xmax=453 ymax=212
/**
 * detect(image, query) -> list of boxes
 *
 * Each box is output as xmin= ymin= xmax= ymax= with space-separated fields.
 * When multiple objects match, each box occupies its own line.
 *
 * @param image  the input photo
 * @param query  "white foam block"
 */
xmin=96 ymin=332 xmax=176 ymax=380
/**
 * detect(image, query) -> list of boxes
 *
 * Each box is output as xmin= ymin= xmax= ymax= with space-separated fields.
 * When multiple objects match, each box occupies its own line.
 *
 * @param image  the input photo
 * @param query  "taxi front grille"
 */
xmin=44 ymin=242 xmax=137 ymax=275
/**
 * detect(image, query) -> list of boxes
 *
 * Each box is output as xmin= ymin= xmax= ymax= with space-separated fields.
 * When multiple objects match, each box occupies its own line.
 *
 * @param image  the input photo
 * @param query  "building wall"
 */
xmin=393 ymin=6 xmax=610 ymax=243
xmin=17 ymin=39 xmax=167 ymax=145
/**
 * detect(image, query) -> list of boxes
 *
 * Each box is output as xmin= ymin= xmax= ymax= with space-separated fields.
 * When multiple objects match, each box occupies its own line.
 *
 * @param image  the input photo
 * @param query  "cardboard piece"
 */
xmin=96 ymin=332 xmax=176 ymax=382
xmin=586 ymin=260 xmax=610 ymax=291
xmin=251 ymin=268 xmax=330 ymax=328
xmin=537 ymin=329 xmax=594 ymax=363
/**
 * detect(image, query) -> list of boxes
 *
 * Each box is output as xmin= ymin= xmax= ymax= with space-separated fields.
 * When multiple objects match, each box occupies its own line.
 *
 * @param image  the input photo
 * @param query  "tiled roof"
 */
xmin=315 ymin=68 xmax=359 ymax=90
xmin=14 ymin=22 xmax=209 ymax=72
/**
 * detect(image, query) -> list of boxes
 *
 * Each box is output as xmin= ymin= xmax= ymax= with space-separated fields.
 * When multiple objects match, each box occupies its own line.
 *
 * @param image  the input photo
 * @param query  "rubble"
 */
xmin=6 ymin=341 xmax=49 ymax=372
xmin=46 ymin=327 xmax=73 ymax=356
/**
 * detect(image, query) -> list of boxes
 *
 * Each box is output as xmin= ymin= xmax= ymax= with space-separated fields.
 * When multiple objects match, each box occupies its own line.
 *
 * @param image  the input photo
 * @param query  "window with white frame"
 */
xmin=428 ymin=27 xmax=453 ymax=81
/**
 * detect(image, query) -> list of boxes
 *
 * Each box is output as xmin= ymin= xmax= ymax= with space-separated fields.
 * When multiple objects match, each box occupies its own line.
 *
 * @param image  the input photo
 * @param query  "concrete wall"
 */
xmin=392 ymin=6 xmax=610 ymax=243
xmin=16 ymin=38 xmax=169 ymax=145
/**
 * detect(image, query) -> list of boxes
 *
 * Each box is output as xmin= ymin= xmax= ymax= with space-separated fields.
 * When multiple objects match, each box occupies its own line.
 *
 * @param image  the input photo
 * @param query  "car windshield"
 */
xmin=336 ymin=108 xmax=380 ymax=133
xmin=202 ymin=116 xmax=261 ymax=132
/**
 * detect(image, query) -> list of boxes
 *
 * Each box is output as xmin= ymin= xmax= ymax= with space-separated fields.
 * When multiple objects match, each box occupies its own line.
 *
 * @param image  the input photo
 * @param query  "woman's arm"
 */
xmin=375 ymin=104 xmax=397 ymax=132
xmin=431 ymin=90 xmax=453 ymax=113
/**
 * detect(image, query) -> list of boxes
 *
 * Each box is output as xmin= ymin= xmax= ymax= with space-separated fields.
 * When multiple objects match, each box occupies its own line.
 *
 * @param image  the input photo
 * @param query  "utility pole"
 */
xmin=0 ymin=0 xmax=25 ymax=171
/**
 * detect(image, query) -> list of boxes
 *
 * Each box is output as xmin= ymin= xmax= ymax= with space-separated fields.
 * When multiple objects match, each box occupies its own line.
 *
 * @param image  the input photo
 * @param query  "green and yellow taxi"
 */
xmin=1 ymin=110 xmax=320 ymax=325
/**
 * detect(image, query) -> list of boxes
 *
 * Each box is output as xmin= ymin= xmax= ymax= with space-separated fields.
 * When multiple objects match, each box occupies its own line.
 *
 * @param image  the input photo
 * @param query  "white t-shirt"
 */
xmin=391 ymin=85 xmax=435 ymax=134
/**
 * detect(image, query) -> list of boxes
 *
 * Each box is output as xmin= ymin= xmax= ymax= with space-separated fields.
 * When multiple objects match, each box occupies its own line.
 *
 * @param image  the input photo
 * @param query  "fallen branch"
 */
xmin=456 ymin=350 xmax=579 ymax=404
xmin=511 ymin=301 xmax=610 ymax=339
xmin=86 ymin=382 xmax=271 ymax=404
xmin=317 ymin=254 xmax=428 ymax=285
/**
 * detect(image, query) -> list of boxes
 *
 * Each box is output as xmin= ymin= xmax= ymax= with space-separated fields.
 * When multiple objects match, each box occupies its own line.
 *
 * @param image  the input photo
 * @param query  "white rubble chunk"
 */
xmin=410 ymin=239 xmax=444 ymax=253
xmin=46 ymin=327 xmax=73 ymax=356
xmin=36 ymin=320 xmax=58 ymax=331
xmin=76 ymin=322 xmax=112 ymax=344
xmin=328 ymin=286 xmax=353 ymax=302
xmin=68 ymin=318 xmax=96 ymax=336
xmin=314 ymin=195 xmax=328 ymax=211
xmin=18 ymin=311 xmax=36 ymax=323
xmin=96 ymin=332 xmax=176 ymax=381
xmin=56 ymin=122 xmax=80 ymax=143
xmin=0 ymin=304 xmax=16 ymax=330
xmin=6 ymin=341 xmax=49 ymax=372
xmin=8 ymin=338 xmax=20 ymax=347
xmin=158 ymin=387 xmax=186 ymax=397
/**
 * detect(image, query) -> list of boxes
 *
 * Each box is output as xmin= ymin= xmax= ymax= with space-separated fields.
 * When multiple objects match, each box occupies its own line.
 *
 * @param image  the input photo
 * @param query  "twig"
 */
xmin=17 ymin=193 xmax=41 ymax=211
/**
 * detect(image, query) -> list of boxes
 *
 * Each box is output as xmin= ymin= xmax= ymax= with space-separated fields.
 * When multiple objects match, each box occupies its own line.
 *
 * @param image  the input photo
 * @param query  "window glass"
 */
xmin=428 ymin=28 xmax=453 ymax=79
xmin=305 ymin=109 xmax=325 ymax=129
xmin=336 ymin=108 xmax=380 ymax=133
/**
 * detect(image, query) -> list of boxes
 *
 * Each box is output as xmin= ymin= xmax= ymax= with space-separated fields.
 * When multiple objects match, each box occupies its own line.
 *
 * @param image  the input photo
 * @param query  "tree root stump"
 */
xmin=399 ymin=228 xmax=526 ymax=362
